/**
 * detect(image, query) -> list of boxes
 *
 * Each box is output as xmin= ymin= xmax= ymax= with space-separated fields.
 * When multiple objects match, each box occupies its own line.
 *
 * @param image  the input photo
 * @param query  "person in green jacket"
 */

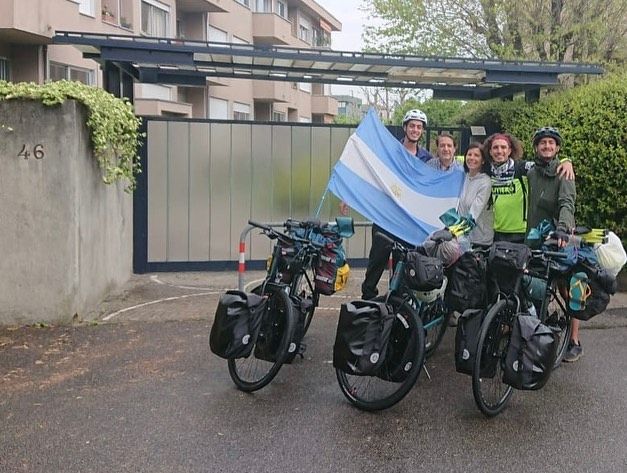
xmin=526 ymin=126 xmax=581 ymax=362
xmin=484 ymin=132 xmax=574 ymax=243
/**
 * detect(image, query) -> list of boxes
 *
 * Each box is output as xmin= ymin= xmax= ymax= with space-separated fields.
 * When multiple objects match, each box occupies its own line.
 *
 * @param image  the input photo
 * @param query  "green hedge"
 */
xmin=455 ymin=73 xmax=627 ymax=239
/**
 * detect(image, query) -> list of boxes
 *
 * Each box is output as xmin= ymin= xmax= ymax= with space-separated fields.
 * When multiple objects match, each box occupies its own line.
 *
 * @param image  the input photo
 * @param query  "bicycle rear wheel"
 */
xmin=544 ymin=281 xmax=572 ymax=368
xmin=335 ymin=296 xmax=425 ymax=411
xmin=472 ymin=299 xmax=514 ymax=417
xmin=227 ymin=285 xmax=295 ymax=392
xmin=421 ymin=299 xmax=450 ymax=358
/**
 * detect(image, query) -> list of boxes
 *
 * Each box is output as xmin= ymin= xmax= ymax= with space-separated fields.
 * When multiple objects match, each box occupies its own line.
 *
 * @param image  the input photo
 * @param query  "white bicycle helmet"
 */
xmin=413 ymin=276 xmax=447 ymax=303
xmin=402 ymin=109 xmax=428 ymax=127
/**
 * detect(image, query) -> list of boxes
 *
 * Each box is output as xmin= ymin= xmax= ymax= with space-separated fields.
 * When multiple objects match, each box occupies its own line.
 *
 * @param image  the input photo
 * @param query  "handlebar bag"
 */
xmin=454 ymin=309 xmax=485 ymax=375
xmin=489 ymin=242 xmax=531 ymax=272
xmin=488 ymin=242 xmax=531 ymax=295
xmin=445 ymin=251 xmax=487 ymax=313
xmin=333 ymin=300 xmax=394 ymax=376
xmin=404 ymin=251 xmax=444 ymax=291
xmin=210 ymin=290 xmax=266 ymax=359
xmin=503 ymin=314 xmax=558 ymax=390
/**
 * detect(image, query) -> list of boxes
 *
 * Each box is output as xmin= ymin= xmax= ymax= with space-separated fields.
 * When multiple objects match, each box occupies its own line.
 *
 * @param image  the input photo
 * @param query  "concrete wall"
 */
xmin=0 ymin=100 xmax=133 ymax=325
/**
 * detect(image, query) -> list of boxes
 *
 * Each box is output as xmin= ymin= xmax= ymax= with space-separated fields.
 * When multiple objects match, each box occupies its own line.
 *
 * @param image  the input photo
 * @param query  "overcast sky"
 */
xmin=315 ymin=0 xmax=366 ymax=52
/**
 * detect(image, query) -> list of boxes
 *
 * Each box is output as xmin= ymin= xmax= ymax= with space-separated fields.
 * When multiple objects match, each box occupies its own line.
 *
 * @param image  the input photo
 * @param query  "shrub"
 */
xmin=0 ymin=80 xmax=142 ymax=191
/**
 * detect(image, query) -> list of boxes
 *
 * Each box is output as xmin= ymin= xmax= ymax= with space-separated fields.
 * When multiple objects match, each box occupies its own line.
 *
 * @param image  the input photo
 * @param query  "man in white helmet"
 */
xmin=358 ymin=108 xmax=434 ymax=299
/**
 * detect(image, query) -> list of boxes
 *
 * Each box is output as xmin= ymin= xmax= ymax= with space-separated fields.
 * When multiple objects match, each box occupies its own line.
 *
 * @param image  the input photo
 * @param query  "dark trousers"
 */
xmin=361 ymin=224 xmax=413 ymax=300
xmin=493 ymin=231 xmax=525 ymax=244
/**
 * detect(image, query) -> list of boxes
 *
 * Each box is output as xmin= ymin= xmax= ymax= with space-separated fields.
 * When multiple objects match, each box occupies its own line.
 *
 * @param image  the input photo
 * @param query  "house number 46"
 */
xmin=18 ymin=144 xmax=45 ymax=160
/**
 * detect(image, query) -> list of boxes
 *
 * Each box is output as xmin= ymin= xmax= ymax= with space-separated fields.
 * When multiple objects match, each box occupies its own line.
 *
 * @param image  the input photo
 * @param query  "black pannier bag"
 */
xmin=210 ymin=290 xmax=266 ymax=359
xmin=404 ymin=251 xmax=444 ymax=291
xmin=283 ymin=296 xmax=314 ymax=364
xmin=445 ymin=252 xmax=487 ymax=313
xmin=454 ymin=309 xmax=485 ymax=375
xmin=488 ymin=242 xmax=532 ymax=295
xmin=503 ymin=314 xmax=558 ymax=390
xmin=254 ymin=296 xmax=313 ymax=364
xmin=569 ymin=268 xmax=615 ymax=321
xmin=333 ymin=300 xmax=394 ymax=376
xmin=314 ymin=239 xmax=346 ymax=296
xmin=376 ymin=309 xmax=419 ymax=382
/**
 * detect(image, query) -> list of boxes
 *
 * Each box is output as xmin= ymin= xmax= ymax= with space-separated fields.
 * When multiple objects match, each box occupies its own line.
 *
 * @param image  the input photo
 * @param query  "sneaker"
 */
xmin=563 ymin=340 xmax=583 ymax=363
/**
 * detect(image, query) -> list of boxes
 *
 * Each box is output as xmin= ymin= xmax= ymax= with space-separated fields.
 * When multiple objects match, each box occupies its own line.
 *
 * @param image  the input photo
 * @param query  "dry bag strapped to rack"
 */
xmin=445 ymin=251 xmax=487 ymax=313
xmin=333 ymin=300 xmax=394 ymax=376
xmin=503 ymin=314 xmax=558 ymax=390
xmin=210 ymin=290 xmax=266 ymax=359
xmin=488 ymin=242 xmax=531 ymax=295
xmin=314 ymin=238 xmax=347 ymax=296
xmin=568 ymin=267 xmax=616 ymax=321
xmin=404 ymin=250 xmax=444 ymax=291
xmin=454 ymin=309 xmax=485 ymax=375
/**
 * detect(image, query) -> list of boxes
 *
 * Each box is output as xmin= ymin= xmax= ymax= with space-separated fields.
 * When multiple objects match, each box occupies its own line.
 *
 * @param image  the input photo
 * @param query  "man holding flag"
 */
xmin=331 ymin=108 xmax=464 ymax=300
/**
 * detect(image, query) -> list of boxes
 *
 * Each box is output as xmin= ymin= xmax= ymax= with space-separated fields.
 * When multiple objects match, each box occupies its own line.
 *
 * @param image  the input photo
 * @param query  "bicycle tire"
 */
xmin=227 ymin=285 xmax=296 ymax=392
xmin=335 ymin=296 xmax=425 ymax=411
xmin=472 ymin=299 xmax=514 ymax=417
xmin=420 ymin=298 xmax=450 ymax=358
xmin=543 ymin=281 xmax=572 ymax=368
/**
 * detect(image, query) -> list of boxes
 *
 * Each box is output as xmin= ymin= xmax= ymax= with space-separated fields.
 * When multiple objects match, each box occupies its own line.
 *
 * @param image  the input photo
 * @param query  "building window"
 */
xmin=138 ymin=83 xmax=172 ymax=101
xmin=209 ymin=97 xmax=228 ymax=119
xmin=235 ymin=0 xmax=250 ymax=8
xmin=49 ymin=62 xmax=94 ymax=85
xmin=141 ymin=0 xmax=170 ymax=37
xmin=276 ymin=0 xmax=287 ymax=19
xmin=207 ymin=26 xmax=228 ymax=43
xmin=272 ymin=111 xmax=285 ymax=122
xmin=233 ymin=102 xmax=251 ymax=120
xmin=232 ymin=35 xmax=249 ymax=44
xmin=0 ymin=58 xmax=10 ymax=81
xmin=298 ymin=14 xmax=312 ymax=43
xmin=255 ymin=0 xmax=272 ymax=13
xmin=78 ymin=0 xmax=95 ymax=16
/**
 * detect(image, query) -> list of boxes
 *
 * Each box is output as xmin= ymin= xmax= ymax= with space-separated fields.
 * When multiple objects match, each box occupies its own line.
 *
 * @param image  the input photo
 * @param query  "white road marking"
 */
xmin=102 ymin=292 xmax=216 ymax=321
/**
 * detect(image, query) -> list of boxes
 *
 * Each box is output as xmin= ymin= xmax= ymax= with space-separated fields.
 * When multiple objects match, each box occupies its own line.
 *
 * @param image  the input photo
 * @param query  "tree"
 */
xmin=392 ymin=98 xmax=466 ymax=126
xmin=361 ymin=0 xmax=627 ymax=64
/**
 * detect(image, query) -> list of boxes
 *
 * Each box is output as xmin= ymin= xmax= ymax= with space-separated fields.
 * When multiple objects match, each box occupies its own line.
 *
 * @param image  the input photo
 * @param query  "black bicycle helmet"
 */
xmin=532 ymin=127 xmax=562 ymax=146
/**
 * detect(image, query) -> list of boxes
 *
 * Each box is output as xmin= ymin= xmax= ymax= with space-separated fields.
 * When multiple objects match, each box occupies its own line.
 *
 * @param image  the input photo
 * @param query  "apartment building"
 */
xmin=0 ymin=0 xmax=340 ymax=121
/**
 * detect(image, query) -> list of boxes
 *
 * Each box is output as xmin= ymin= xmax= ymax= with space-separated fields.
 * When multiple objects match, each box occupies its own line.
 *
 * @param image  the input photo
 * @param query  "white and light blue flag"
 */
xmin=327 ymin=108 xmax=464 ymax=245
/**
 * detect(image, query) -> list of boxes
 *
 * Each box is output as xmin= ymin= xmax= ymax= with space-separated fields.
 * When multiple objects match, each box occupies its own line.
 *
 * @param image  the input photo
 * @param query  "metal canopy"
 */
xmin=54 ymin=31 xmax=604 ymax=100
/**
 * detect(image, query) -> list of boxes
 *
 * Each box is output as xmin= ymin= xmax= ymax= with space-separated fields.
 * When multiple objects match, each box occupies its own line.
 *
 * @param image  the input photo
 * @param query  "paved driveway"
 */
xmin=1 ymin=270 xmax=626 ymax=473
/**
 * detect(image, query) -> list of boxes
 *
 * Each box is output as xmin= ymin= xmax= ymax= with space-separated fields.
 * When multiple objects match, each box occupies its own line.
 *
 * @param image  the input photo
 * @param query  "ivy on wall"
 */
xmin=0 ymin=80 xmax=142 ymax=191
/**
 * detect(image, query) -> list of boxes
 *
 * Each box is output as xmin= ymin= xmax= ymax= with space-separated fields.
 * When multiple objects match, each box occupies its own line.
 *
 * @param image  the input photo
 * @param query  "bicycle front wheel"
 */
xmin=420 ymin=298 xmax=450 ymax=358
xmin=472 ymin=299 xmax=514 ymax=417
xmin=228 ymin=285 xmax=295 ymax=392
xmin=544 ymin=280 xmax=572 ymax=368
xmin=335 ymin=296 xmax=425 ymax=411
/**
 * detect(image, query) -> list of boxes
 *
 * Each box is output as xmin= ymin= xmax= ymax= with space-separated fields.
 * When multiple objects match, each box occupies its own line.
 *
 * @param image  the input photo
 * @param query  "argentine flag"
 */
xmin=327 ymin=109 xmax=464 ymax=246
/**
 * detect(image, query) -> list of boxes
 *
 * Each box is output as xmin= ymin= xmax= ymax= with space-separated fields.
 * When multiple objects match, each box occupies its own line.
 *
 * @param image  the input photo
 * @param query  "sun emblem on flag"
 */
xmin=391 ymin=184 xmax=402 ymax=198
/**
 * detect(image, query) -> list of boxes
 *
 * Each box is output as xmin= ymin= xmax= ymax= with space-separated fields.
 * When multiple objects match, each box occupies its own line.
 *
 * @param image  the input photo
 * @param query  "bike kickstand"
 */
xmin=422 ymin=364 xmax=431 ymax=381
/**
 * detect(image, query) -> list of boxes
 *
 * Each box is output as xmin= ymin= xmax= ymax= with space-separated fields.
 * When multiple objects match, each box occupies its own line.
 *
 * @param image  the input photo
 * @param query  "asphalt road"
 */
xmin=1 ymin=272 xmax=627 ymax=473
